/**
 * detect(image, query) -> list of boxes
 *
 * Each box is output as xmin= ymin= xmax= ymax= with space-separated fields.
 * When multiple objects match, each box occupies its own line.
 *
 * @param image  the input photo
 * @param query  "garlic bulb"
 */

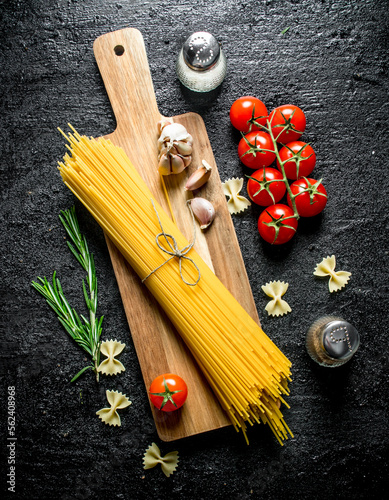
xmin=157 ymin=120 xmax=193 ymax=176
xmin=184 ymin=160 xmax=212 ymax=191
xmin=188 ymin=197 xmax=215 ymax=230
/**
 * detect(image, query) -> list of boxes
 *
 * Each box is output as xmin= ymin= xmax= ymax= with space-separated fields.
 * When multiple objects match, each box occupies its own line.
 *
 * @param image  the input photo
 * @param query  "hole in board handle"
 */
xmin=114 ymin=45 xmax=125 ymax=56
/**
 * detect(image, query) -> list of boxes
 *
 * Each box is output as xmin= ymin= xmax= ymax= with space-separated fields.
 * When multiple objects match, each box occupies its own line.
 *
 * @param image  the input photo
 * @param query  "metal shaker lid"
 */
xmin=322 ymin=319 xmax=360 ymax=360
xmin=182 ymin=32 xmax=221 ymax=71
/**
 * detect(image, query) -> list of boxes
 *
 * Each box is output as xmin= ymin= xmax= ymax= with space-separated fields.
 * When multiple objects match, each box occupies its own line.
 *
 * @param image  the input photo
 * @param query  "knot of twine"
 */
xmin=142 ymin=199 xmax=201 ymax=286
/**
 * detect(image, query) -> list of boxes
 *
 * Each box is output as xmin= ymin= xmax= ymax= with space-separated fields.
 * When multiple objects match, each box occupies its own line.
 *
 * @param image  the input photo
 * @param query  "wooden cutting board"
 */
xmin=93 ymin=28 xmax=260 ymax=441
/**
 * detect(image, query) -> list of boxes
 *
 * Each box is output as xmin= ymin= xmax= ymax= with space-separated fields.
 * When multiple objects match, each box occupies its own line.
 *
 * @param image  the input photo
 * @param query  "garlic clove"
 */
xmin=185 ymin=160 xmax=212 ymax=191
xmin=158 ymin=144 xmax=178 ymax=157
xmin=202 ymin=159 xmax=212 ymax=170
xmin=171 ymin=155 xmax=186 ymax=174
xmin=157 ymin=119 xmax=173 ymax=135
xmin=182 ymin=155 xmax=192 ymax=167
xmin=188 ymin=197 xmax=215 ymax=229
xmin=175 ymin=141 xmax=193 ymax=156
xmin=167 ymin=145 xmax=180 ymax=156
xmin=158 ymin=154 xmax=172 ymax=176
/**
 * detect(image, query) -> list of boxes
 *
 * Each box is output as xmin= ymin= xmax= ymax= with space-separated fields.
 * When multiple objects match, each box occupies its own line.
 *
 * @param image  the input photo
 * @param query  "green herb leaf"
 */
xmin=32 ymin=207 xmax=103 ymax=382
xmin=71 ymin=365 xmax=94 ymax=382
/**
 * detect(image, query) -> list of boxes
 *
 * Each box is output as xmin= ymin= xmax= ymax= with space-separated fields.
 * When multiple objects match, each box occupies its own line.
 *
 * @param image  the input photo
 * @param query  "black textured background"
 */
xmin=1 ymin=1 xmax=388 ymax=499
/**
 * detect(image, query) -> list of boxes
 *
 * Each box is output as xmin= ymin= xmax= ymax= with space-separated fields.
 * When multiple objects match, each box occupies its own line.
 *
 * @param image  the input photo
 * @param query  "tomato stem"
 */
xmin=262 ymin=209 xmax=297 ymax=244
xmin=264 ymin=118 xmax=300 ymax=221
xmin=150 ymin=376 xmax=183 ymax=410
xmin=240 ymin=132 xmax=275 ymax=157
xmin=246 ymin=171 xmax=282 ymax=205
xmin=247 ymin=103 xmax=268 ymax=133
xmin=290 ymin=177 xmax=328 ymax=206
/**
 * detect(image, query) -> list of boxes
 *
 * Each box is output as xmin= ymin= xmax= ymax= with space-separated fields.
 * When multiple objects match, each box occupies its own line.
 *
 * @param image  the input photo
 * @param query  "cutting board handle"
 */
xmin=93 ymin=28 xmax=161 ymax=133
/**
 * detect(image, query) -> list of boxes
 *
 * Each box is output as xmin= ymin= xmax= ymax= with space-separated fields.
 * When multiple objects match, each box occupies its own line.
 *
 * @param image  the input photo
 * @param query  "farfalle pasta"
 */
xmin=262 ymin=281 xmax=291 ymax=317
xmin=313 ymin=255 xmax=351 ymax=293
xmin=97 ymin=339 xmax=125 ymax=376
xmin=222 ymin=178 xmax=251 ymax=214
xmin=96 ymin=390 xmax=131 ymax=426
xmin=143 ymin=443 xmax=179 ymax=477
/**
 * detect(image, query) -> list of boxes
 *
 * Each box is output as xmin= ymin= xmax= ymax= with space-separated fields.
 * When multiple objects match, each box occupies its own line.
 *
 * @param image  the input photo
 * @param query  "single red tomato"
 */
xmin=247 ymin=167 xmax=286 ymax=206
xmin=238 ymin=131 xmax=276 ymax=169
xmin=230 ymin=96 xmax=268 ymax=133
xmin=277 ymin=141 xmax=316 ymax=180
xmin=258 ymin=204 xmax=298 ymax=245
xmin=149 ymin=373 xmax=188 ymax=412
xmin=287 ymin=178 xmax=328 ymax=217
xmin=269 ymin=104 xmax=306 ymax=143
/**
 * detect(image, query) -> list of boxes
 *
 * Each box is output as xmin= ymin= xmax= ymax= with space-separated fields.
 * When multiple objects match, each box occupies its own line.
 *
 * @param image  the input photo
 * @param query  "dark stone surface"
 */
xmin=1 ymin=0 xmax=388 ymax=499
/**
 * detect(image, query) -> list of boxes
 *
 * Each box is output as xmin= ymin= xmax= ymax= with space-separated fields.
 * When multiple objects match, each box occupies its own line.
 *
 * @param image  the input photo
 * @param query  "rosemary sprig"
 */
xmin=32 ymin=207 xmax=103 ymax=382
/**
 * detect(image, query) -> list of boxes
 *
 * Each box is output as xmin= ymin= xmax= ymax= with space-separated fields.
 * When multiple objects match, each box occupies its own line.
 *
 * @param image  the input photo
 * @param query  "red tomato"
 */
xmin=247 ymin=167 xmax=286 ymax=206
xmin=287 ymin=178 xmax=328 ymax=217
xmin=277 ymin=141 xmax=316 ymax=180
xmin=258 ymin=204 xmax=298 ymax=245
xmin=238 ymin=131 xmax=276 ymax=169
xmin=149 ymin=373 xmax=188 ymax=412
xmin=269 ymin=104 xmax=306 ymax=143
xmin=230 ymin=96 xmax=268 ymax=133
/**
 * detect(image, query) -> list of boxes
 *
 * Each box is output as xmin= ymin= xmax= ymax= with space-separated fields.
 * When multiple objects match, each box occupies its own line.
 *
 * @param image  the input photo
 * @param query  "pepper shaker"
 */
xmin=306 ymin=316 xmax=360 ymax=367
xmin=176 ymin=32 xmax=227 ymax=93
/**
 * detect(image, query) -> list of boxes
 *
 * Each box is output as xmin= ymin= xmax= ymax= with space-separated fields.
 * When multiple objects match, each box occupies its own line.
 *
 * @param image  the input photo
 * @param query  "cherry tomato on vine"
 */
xmin=238 ymin=131 xmax=276 ymax=169
xmin=258 ymin=204 xmax=298 ymax=245
xmin=230 ymin=96 xmax=268 ymax=133
xmin=287 ymin=178 xmax=327 ymax=217
xmin=149 ymin=373 xmax=188 ymax=412
xmin=269 ymin=104 xmax=306 ymax=143
xmin=277 ymin=141 xmax=316 ymax=180
xmin=247 ymin=167 xmax=286 ymax=206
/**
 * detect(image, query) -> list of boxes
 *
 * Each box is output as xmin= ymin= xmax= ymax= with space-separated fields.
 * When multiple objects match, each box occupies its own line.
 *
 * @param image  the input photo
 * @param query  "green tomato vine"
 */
xmin=247 ymin=110 xmax=327 ymax=227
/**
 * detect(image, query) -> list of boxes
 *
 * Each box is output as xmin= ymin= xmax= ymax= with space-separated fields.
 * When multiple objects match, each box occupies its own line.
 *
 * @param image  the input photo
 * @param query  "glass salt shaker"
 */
xmin=306 ymin=316 xmax=360 ymax=367
xmin=176 ymin=31 xmax=227 ymax=93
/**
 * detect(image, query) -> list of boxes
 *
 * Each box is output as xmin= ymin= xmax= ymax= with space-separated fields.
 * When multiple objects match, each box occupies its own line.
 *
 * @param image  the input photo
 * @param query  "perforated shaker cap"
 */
xmin=322 ymin=319 xmax=360 ymax=360
xmin=182 ymin=32 xmax=221 ymax=71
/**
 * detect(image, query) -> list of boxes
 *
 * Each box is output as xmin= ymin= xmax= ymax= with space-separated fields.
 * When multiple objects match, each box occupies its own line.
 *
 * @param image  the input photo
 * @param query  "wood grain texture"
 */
xmin=93 ymin=28 xmax=259 ymax=441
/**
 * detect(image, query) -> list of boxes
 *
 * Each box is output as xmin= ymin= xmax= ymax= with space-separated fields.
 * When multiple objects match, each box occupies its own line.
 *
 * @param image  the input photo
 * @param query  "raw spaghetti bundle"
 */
xmin=58 ymin=126 xmax=293 ymax=444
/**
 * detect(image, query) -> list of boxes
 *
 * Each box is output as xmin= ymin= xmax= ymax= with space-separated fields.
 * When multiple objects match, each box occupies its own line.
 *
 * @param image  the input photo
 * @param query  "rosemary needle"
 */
xmin=32 ymin=207 xmax=103 ymax=382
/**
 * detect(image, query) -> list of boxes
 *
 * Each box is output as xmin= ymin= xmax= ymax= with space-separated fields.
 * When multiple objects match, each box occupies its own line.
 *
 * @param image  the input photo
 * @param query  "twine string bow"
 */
xmin=142 ymin=199 xmax=201 ymax=286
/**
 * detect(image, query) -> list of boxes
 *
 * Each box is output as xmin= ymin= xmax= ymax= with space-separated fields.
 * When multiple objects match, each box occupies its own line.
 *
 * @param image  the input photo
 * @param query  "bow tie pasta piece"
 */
xmin=143 ymin=442 xmax=179 ymax=477
xmin=262 ymin=281 xmax=291 ymax=317
xmin=313 ymin=255 xmax=351 ymax=293
xmin=222 ymin=178 xmax=251 ymax=214
xmin=96 ymin=390 xmax=131 ymax=426
xmin=97 ymin=339 xmax=126 ymax=376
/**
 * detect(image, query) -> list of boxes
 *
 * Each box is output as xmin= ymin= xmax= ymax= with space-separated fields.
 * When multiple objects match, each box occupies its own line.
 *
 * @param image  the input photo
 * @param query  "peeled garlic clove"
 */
xmin=189 ymin=197 xmax=215 ymax=229
xmin=185 ymin=160 xmax=212 ymax=191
